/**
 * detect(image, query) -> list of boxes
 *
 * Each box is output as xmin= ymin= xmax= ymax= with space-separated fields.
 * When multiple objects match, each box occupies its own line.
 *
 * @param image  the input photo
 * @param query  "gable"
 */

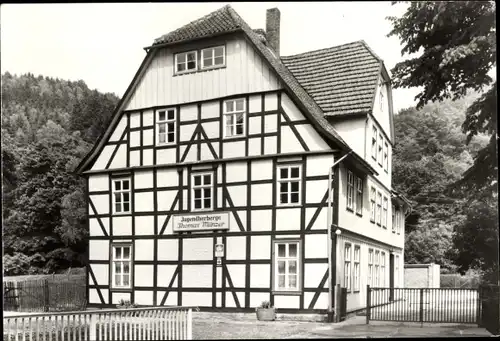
xmin=126 ymin=34 xmax=282 ymax=111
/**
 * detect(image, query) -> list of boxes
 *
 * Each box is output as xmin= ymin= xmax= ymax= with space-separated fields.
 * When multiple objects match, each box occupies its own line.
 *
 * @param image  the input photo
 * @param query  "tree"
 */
xmin=388 ymin=1 xmax=498 ymax=281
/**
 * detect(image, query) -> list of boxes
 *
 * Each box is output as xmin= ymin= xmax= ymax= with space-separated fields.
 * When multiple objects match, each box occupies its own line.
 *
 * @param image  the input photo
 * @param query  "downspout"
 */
xmin=327 ymin=150 xmax=353 ymax=322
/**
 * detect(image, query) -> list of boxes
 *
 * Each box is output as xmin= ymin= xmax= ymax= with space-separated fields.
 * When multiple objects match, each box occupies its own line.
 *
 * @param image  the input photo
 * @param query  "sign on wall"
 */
xmin=172 ymin=212 xmax=230 ymax=232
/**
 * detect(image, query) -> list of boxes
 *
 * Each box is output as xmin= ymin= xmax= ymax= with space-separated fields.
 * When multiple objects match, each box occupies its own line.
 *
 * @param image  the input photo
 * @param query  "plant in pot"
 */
xmin=116 ymin=299 xmax=137 ymax=309
xmin=255 ymin=300 xmax=276 ymax=321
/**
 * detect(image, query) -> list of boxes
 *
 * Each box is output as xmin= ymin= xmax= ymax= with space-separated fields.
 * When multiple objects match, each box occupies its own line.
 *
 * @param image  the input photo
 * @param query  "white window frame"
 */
xmin=112 ymin=244 xmax=132 ymax=289
xmin=353 ymin=245 xmax=360 ymax=291
xmin=112 ymin=178 xmax=131 ymax=214
xmin=191 ymin=172 xmax=213 ymax=211
xmin=378 ymin=133 xmax=383 ymax=166
xmin=395 ymin=254 xmax=400 ymax=287
xmin=201 ymin=45 xmax=225 ymax=69
xmin=376 ymin=192 xmax=382 ymax=226
xmin=375 ymin=250 xmax=380 ymax=287
xmin=381 ymin=252 xmax=386 ymax=287
xmin=368 ymin=248 xmax=374 ymax=286
xmin=370 ymin=187 xmax=376 ymax=223
xmin=371 ymin=126 xmax=378 ymax=160
xmin=355 ymin=177 xmax=363 ymax=215
xmin=273 ymin=240 xmax=301 ymax=292
xmin=277 ymin=164 xmax=302 ymax=206
xmin=156 ymin=108 xmax=176 ymax=145
xmin=397 ymin=209 xmax=402 ymax=235
xmin=344 ymin=243 xmax=352 ymax=291
xmin=223 ymin=98 xmax=246 ymax=138
xmin=384 ymin=141 xmax=389 ymax=172
xmin=392 ymin=204 xmax=396 ymax=233
xmin=175 ymin=50 xmax=198 ymax=74
xmin=346 ymin=171 xmax=354 ymax=211
xmin=382 ymin=196 xmax=388 ymax=228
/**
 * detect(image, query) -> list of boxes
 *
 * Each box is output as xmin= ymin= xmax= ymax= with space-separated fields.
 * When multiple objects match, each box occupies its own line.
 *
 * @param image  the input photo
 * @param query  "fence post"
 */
xmin=477 ymin=286 xmax=482 ymax=326
xmin=89 ymin=314 xmax=97 ymax=341
xmin=366 ymin=285 xmax=371 ymax=324
xmin=187 ymin=308 xmax=192 ymax=340
xmin=419 ymin=288 xmax=424 ymax=324
xmin=44 ymin=279 xmax=50 ymax=312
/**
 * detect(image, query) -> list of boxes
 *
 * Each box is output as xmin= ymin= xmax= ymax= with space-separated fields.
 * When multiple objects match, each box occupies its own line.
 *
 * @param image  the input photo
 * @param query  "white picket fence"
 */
xmin=3 ymin=306 xmax=194 ymax=341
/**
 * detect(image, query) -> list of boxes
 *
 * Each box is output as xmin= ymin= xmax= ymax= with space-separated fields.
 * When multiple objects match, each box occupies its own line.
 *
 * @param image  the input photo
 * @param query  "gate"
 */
xmin=366 ymin=286 xmax=480 ymax=324
xmin=479 ymin=285 xmax=500 ymax=335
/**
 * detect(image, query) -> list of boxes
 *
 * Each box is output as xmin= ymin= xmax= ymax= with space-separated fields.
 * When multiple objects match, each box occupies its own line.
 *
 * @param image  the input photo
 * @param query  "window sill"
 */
xmin=223 ymin=134 xmax=246 ymax=140
xmin=272 ymin=290 xmax=302 ymax=296
xmin=156 ymin=142 xmax=176 ymax=147
xmin=370 ymin=219 xmax=375 ymax=224
xmin=346 ymin=207 xmax=354 ymax=213
xmin=200 ymin=65 xmax=226 ymax=72
xmin=113 ymin=211 xmax=132 ymax=216
xmin=191 ymin=208 xmax=214 ymax=213
xmin=353 ymin=290 xmax=360 ymax=293
xmin=277 ymin=204 xmax=302 ymax=209
xmin=111 ymin=287 xmax=133 ymax=292
xmin=355 ymin=212 xmax=363 ymax=217
xmin=174 ymin=69 xmax=198 ymax=76
xmin=174 ymin=65 xmax=227 ymax=77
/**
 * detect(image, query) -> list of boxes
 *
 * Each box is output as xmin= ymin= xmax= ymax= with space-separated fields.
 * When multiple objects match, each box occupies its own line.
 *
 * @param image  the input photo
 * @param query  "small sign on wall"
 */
xmin=172 ymin=212 xmax=230 ymax=232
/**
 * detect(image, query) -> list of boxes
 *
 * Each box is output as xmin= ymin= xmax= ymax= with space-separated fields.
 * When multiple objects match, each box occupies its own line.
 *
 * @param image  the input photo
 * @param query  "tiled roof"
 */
xmin=153 ymin=5 xmax=241 ymax=46
xmin=281 ymin=41 xmax=382 ymax=116
xmin=76 ymin=5 xmax=380 ymax=174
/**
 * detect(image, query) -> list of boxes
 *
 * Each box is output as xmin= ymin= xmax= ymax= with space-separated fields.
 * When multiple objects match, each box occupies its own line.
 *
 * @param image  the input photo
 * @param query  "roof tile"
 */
xmin=281 ymin=41 xmax=382 ymax=116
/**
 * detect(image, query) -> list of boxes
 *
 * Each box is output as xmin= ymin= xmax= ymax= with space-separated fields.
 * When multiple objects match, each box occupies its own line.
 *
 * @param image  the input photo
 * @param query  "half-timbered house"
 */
xmin=76 ymin=5 xmax=411 ymax=315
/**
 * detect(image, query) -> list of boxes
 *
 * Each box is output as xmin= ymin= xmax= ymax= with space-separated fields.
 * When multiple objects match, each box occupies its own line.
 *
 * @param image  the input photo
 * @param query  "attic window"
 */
xmin=175 ymin=51 xmax=197 ymax=74
xmin=201 ymin=46 xmax=225 ymax=69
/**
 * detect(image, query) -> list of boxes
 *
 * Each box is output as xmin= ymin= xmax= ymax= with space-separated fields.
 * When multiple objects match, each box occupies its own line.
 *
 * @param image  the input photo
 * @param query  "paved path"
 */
xmin=192 ymin=313 xmax=492 ymax=339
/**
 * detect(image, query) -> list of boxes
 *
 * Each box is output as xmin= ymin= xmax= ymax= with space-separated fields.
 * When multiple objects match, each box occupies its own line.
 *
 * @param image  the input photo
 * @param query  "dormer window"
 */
xmin=201 ymin=46 xmax=225 ymax=69
xmin=175 ymin=51 xmax=197 ymax=73
xmin=379 ymin=88 xmax=384 ymax=112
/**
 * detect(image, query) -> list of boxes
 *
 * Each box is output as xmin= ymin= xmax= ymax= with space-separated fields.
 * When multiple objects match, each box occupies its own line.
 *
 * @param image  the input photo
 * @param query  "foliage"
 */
xmin=256 ymin=300 xmax=273 ymax=309
xmin=393 ymin=93 xmax=488 ymax=271
xmin=388 ymin=1 xmax=498 ymax=281
xmin=1 ymin=72 xmax=119 ymax=275
xmin=116 ymin=299 xmax=138 ymax=309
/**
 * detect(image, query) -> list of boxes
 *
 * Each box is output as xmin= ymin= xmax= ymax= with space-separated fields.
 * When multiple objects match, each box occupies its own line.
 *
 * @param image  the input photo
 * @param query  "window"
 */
xmin=368 ymin=249 xmax=374 ymax=286
xmin=344 ymin=244 xmax=351 ymax=290
xmin=113 ymin=178 xmax=131 ymax=214
xmin=371 ymin=126 xmax=377 ymax=160
xmin=223 ymin=98 xmax=246 ymax=137
xmin=175 ymin=50 xmax=197 ymax=73
xmin=376 ymin=192 xmax=382 ymax=225
xmin=395 ymin=255 xmax=400 ymax=287
xmin=346 ymin=171 xmax=354 ymax=211
xmin=397 ymin=210 xmax=403 ymax=234
xmin=192 ymin=172 xmax=213 ymax=211
xmin=378 ymin=133 xmax=383 ymax=166
xmin=112 ymin=244 xmax=132 ymax=289
xmin=370 ymin=187 xmax=376 ymax=223
xmin=374 ymin=250 xmax=380 ymax=286
xmin=356 ymin=177 xmax=363 ymax=215
xmin=353 ymin=246 xmax=360 ymax=291
xmin=382 ymin=197 xmax=388 ymax=228
xmin=384 ymin=142 xmax=389 ymax=172
xmin=392 ymin=204 xmax=396 ymax=233
xmin=274 ymin=241 xmax=300 ymax=292
xmin=278 ymin=165 xmax=301 ymax=206
xmin=381 ymin=252 xmax=386 ymax=287
xmin=156 ymin=108 xmax=176 ymax=145
xmin=201 ymin=46 xmax=225 ymax=69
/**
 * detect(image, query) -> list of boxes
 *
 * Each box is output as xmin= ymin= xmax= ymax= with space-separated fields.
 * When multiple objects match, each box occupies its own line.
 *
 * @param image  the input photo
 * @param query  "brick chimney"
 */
xmin=266 ymin=8 xmax=280 ymax=56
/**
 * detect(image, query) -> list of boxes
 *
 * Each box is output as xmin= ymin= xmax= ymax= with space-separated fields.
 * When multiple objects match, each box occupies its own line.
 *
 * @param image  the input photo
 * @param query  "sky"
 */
xmin=1 ymin=2 xmax=421 ymax=113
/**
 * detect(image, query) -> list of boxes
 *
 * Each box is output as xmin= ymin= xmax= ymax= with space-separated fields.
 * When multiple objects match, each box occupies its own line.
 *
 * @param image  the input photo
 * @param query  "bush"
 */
xmin=116 ymin=299 xmax=137 ymax=309
xmin=256 ymin=300 xmax=273 ymax=309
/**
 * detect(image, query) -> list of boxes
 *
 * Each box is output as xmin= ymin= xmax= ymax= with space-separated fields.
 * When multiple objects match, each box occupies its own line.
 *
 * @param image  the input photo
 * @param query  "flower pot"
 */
xmin=256 ymin=307 xmax=276 ymax=321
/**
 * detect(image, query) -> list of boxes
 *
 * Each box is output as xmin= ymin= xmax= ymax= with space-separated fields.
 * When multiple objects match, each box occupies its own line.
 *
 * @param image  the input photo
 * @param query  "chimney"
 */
xmin=266 ymin=8 xmax=280 ymax=56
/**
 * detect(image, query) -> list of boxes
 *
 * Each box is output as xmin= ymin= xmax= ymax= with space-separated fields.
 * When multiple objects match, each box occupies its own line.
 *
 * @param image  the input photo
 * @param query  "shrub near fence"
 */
xmin=3 ymin=278 xmax=86 ymax=312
